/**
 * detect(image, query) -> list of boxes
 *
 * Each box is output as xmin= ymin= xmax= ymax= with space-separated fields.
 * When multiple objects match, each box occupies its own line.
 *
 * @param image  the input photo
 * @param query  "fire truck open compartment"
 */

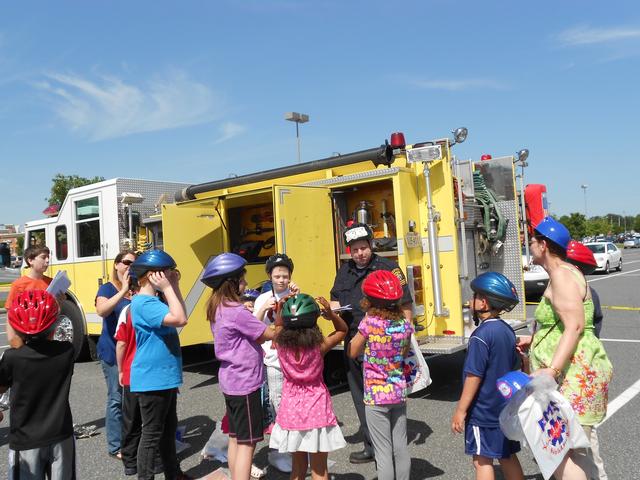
xmin=330 ymin=178 xmax=398 ymax=260
xmin=226 ymin=190 xmax=275 ymax=264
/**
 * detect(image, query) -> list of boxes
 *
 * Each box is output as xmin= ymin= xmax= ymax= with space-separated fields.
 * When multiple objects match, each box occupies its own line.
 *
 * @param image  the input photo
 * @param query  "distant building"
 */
xmin=0 ymin=224 xmax=24 ymax=257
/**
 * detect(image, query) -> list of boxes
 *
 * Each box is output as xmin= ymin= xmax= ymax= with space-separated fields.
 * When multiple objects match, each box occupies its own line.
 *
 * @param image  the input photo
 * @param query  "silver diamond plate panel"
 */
xmin=301 ymin=167 xmax=401 ymax=186
xmin=116 ymin=179 xmax=190 ymax=247
xmin=487 ymin=199 xmax=525 ymax=321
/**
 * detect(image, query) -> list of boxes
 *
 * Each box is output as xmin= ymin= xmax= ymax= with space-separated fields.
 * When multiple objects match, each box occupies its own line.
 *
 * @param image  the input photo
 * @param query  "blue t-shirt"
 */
xmin=130 ymin=295 xmax=183 ymax=392
xmin=96 ymin=282 xmax=130 ymax=366
xmin=463 ymin=318 xmax=517 ymax=427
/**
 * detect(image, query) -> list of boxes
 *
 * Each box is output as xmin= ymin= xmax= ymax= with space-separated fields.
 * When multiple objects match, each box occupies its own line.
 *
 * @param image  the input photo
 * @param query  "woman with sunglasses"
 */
xmin=95 ymin=250 xmax=138 ymax=460
xmin=517 ymin=218 xmax=612 ymax=480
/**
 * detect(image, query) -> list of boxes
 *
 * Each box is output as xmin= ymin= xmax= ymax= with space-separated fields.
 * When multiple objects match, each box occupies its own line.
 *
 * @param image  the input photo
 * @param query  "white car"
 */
xmin=523 ymin=250 xmax=549 ymax=296
xmin=623 ymin=238 xmax=640 ymax=248
xmin=585 ymin=242 xmax=622 ymax=274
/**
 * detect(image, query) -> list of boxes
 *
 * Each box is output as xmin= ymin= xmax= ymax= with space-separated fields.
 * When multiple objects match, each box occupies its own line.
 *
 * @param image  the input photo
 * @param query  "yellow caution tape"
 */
xmin=525 ymin=301 xmax=640 ymax=311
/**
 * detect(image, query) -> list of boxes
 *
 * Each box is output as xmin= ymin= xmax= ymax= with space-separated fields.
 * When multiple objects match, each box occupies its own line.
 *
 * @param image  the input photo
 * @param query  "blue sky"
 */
xmin=1 ymin=1 xmax=639 ymax=225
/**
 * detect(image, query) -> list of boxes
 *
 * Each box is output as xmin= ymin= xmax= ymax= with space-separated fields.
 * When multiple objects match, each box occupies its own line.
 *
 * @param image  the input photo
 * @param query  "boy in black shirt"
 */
xmin=0 ymin=290 xmax=76 ymax=479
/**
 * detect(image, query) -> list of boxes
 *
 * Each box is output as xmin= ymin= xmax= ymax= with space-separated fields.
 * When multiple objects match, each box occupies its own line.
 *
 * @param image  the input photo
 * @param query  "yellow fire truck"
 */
xmin=24 ymin=129 xmax=527 ymax=357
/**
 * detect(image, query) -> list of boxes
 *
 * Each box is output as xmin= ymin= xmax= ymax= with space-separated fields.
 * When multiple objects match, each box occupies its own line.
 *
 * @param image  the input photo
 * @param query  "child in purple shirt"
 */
xmin=201 ymin=253 xmax=278 ymax=480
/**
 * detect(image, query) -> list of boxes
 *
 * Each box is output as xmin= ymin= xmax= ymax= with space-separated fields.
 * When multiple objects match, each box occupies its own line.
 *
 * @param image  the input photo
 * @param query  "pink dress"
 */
xmin=269 ymin=346 xmax=346 ymax=453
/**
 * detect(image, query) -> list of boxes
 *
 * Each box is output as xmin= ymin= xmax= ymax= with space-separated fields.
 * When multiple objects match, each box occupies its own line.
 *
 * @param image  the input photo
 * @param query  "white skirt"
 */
xmin=269 ymin=423 xmax=347 ymax=453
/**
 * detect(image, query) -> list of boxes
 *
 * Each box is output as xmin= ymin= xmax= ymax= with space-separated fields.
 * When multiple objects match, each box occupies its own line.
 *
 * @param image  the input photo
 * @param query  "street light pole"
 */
xmin=581 ymin=184 xmax=589 ymax=236
xmin=284 ymin=112 xmax=309 ymax=163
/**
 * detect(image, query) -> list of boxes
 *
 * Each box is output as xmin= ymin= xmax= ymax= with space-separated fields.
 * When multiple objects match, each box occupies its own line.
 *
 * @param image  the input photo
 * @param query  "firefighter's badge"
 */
xmin=391 ymin=268 xmax=407 ymax=286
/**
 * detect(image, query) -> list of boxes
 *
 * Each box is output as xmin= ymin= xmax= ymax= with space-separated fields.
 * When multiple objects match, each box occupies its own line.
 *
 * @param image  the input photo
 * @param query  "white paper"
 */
xmin=46 ymin=270 xmax=71 ymax=297
xmin=331 ymin=304 xmax=352 ymax=312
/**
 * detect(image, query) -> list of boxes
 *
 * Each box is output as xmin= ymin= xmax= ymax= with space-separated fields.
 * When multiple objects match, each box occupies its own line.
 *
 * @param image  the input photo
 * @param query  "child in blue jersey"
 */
xmin=451 ymin=272 xmax=524 ymax=480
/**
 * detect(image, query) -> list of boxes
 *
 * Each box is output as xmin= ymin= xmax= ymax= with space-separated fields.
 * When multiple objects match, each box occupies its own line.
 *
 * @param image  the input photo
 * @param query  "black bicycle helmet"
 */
xmin=265 ymin=253 xmax=294 ymax=275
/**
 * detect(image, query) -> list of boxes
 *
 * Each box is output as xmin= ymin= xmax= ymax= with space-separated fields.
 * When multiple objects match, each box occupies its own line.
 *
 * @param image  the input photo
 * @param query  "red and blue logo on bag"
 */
xmin=537 ymin=400 xmax=569 ymax=455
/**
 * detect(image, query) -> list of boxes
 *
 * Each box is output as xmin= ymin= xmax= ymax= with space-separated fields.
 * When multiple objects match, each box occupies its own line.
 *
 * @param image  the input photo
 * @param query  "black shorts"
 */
xmin=223 ymin=388 xmax=264 ymax=444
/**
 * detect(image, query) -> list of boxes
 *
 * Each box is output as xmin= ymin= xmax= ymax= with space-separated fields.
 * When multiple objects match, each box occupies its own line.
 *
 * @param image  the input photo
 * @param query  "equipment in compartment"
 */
xmin=229 ymin=203 xmax=276 ymax=262
xmin=473 ymin=171 xmax=508 ymax=255
xmin=334 ymin=180 xmax=398 ymax=255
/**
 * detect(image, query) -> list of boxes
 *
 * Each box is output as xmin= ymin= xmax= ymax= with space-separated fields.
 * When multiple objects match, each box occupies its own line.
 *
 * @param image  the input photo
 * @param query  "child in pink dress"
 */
xmin=269 ymin=294 xmax=348 ymax=480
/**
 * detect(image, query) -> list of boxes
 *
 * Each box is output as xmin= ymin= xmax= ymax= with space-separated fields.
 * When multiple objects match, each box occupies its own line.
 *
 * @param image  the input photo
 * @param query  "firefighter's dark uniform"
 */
xmin=330 ymin=254 xmax=413 ymax=457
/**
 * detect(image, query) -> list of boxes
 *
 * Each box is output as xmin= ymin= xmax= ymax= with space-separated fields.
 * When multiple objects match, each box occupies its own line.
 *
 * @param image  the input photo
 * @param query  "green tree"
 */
xmin=558 ymin=213 xmax=587 ymax=239
xmin=15 ymin=235 xmax=24 ymax=256
xmin=46 ymin=174 xmax=105 ymax=207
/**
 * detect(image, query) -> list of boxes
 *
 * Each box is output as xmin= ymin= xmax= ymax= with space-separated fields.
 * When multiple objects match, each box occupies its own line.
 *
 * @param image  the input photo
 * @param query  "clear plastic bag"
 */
xmin=499 ymin=375 xmax=557 ymax=441
xmin=201 ymin=421 xmax=229 ymax=462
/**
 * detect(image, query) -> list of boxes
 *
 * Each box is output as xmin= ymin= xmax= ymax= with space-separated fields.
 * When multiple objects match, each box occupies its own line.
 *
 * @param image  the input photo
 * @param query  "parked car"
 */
xmin=523 ymin=248 xmax=549 ymax=297
xmin=585 ymin=242 xmax=622 ymax=274
xmin=623 ymin=238 xmax=640 ymax=248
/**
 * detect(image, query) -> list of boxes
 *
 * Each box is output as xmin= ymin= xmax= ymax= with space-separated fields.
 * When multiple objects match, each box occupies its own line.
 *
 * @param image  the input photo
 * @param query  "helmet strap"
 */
xmin=472 ymin=294 xmax=492 ymax=326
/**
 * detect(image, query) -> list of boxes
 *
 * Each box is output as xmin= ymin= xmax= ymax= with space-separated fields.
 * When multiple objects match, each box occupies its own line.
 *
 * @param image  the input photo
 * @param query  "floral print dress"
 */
xmin=531 ymin=292 xmax=613 ymax=426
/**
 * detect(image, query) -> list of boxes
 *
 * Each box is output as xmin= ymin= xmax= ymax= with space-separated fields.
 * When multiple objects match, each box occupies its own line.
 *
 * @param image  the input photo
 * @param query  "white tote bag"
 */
xmin=518 ymin=389 xmax=590 ymax=480
xmin=404 ymin=335 xmax=432 ymax=394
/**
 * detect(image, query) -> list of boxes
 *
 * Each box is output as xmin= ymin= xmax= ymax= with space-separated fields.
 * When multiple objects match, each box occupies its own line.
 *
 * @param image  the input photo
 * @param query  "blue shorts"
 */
xmin=464 ymin=424 xmax=520 ymax=459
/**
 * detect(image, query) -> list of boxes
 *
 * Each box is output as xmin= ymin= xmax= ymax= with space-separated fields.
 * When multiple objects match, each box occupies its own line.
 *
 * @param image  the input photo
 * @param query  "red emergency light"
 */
xmin=390 ymin=132 xmax=406 ymax=149
xmin=480 ymin=154 xmax=492 ymax=161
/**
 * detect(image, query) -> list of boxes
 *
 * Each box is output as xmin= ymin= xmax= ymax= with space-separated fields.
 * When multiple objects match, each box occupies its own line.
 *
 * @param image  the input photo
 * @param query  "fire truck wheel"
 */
xmin=55 ymin=299 xmax=87 ymax=362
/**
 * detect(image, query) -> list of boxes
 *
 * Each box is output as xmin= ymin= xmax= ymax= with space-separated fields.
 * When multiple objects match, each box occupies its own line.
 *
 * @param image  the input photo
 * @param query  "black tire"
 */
xmin=55 ymin=299 xmax=87 ymax=362
xmin=617 ymin=259 xmax=623 ymax=272
xmin=604 ymin=261 xmax=610 ymax=274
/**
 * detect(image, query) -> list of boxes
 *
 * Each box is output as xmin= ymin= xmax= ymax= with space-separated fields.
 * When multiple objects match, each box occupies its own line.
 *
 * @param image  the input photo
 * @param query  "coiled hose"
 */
xmin=473 ymin=171 xmax=508 ymax=253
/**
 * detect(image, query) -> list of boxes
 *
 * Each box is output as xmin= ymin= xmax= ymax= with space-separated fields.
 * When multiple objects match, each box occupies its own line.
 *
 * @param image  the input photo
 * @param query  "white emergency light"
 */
xmin=406 ymin=144 xmax=443 ymax=164
xmin=120 ymin=192 xmax=144 ymax=204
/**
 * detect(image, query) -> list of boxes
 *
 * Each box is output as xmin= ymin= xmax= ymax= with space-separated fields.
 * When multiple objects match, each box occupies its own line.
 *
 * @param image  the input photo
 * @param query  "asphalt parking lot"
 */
xmin=0 ymin=250 xmax=639 ymax=479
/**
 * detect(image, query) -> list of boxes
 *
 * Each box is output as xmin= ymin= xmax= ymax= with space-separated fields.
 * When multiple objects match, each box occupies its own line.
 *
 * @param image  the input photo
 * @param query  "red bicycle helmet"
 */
xmin=8 ymin=290 xmax=60 ymax=336
xmin=566 ymin=240 xmax=598 ymax=275
xmin=362 ymin=270 xmax=403 ymax=304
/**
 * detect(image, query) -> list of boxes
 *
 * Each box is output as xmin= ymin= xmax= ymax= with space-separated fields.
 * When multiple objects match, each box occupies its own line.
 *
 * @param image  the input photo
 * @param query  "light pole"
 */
xmin=284 ymin=112 xmax=309 ymax=163
xmin=581 ymin=184 xmax=588 ymax=236
xmin=514 ymin=149 xmax=530 ymax=264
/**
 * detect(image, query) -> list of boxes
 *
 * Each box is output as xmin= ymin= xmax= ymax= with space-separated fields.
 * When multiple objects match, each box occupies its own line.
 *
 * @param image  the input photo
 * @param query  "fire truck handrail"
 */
xmin=175 ymin=144 xmax=390 ymax=202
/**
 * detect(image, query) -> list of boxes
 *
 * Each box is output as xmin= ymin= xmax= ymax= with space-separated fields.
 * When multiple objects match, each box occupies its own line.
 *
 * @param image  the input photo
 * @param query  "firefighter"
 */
xmin=329 ymin=222 xmax=413 ymax=464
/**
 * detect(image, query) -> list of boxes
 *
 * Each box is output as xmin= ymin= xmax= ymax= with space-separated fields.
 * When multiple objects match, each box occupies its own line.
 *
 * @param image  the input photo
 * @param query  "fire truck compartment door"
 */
xmin=273 ymin=185 xmax=335 ymax=298
xmin=161 ymin=200 xmax=225 ymax=343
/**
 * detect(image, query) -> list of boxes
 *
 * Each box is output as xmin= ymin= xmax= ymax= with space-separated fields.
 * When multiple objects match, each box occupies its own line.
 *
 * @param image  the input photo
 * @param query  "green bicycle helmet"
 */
xmin=281 ymin=294 xmax=320 ymax=329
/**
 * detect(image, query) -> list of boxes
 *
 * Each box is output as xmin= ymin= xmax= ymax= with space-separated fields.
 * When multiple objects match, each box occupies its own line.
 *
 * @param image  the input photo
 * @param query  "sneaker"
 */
xmin=349 ymin=449 xmax=375 ymax=464
xmin=250 ymin=464 xmax=267 ymax=479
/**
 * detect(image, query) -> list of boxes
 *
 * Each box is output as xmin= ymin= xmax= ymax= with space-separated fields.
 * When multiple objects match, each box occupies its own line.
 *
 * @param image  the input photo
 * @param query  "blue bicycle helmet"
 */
xmin=201 ymin=253 xmax=247 ymax=289
xmin=470 ymin=272 xmax=519 ymax=312
xmin=533 ymin=216 xmax=570 ymax=251
xmin=130 ymin=250 xmax=176 ymax=279
xmin=241 ymin=288 xmax=261 ymax=302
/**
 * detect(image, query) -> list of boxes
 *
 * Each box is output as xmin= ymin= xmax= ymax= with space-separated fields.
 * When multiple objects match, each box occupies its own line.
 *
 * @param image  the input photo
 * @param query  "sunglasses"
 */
xmin=120 ymin=259 xmax=134 ymax=266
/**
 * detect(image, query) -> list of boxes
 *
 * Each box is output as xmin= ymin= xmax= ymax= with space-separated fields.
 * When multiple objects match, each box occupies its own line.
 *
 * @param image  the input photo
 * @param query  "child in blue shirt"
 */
xmin=451 ymin=272 xmax=524 ymax=480
xmin=129 ymin=250 xmax=190 ymax=480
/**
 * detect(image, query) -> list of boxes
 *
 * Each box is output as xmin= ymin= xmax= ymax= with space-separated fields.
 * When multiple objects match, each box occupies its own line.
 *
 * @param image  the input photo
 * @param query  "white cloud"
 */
xmin=214 ymin=122 xmax=246 ymax=144
xmin=556 ymin=25 xmax=640 ymax=47
xmin=35 ymin=70 xmax=223 ymax=141
xmin=408 ymin=78 xmax=507 ymax=91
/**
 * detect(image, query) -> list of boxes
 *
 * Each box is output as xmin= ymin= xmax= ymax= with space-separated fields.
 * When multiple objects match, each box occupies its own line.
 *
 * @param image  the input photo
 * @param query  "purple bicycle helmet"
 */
xmin=201 ymin=253 xmax=247 ymax=289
